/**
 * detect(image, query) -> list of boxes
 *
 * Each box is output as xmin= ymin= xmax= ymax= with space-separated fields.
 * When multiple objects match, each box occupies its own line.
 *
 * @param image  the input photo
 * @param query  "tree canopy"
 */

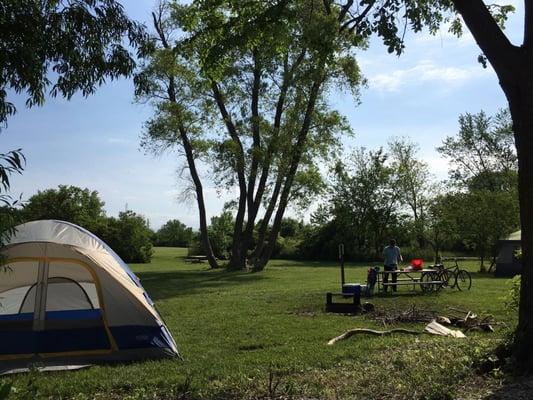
xmin=104 ymin=210 xmax=154 ymax=263
xmin=155 ymin=219 xmax=193 ymax=247
xmin=0 ymin=0 xmax=146 ymax=127
xmin=23 ymin=185 xmax=107 ymax=234
xmin=437 ymin=109 xmax=517 ymax=192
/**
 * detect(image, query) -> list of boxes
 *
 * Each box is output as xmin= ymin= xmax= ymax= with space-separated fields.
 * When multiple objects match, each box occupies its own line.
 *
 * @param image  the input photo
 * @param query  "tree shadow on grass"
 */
xmin=483 ymin=378 xmax=533 ymax=399
xmin=136 ymin=268 xmax=268 ymax=301
xmin=460 ymin=372 xmax=533 ymax=400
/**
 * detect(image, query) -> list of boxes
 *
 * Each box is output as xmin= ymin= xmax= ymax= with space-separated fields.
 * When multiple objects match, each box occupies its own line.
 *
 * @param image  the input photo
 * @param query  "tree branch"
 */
xmin=451 ymin=0 xmax=517 ymax=80
xmin=338 ymin=0 xmax=354 ymax=22
xmin=341 ymin=0 xmax=376 ymax=32
xmin=247 ymin=49 xmax=262 ymax=215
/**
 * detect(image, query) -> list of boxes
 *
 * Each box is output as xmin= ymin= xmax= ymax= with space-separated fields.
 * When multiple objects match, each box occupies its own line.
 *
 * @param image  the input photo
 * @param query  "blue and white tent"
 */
xmin=0 ymin=220 xmax=178 ymax=373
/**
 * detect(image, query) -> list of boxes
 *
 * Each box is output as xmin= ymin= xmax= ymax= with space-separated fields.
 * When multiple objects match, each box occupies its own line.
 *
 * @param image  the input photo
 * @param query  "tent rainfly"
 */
xmin=495 ymin=230 xmax=522 ymax=277
xmin=0 ymin=220 xmax=179 ymax=374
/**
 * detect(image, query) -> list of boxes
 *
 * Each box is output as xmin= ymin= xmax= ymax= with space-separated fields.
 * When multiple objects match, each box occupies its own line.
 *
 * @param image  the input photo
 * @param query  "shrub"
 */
xmin=102 ymin=211 xmax=154 ymax=263
xmin=155 ymin=219 xmax=193 ymax=247
xmin=506 ymin=275 xmax=521 ymax=312
xmin=272 ymin=236 xmax=301 ymax=260
xmin=208 ymin=211 xmax=234 ymax=259
xmin=401 ymin=246 xmax=438 ymax=264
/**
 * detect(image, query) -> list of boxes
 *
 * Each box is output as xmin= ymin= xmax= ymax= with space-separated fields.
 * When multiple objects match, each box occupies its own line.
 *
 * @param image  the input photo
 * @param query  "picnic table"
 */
xmin=185 ymin=255 xmax=209 ymax=263
xmin=377 ymin=268 xmax=443 ymax=293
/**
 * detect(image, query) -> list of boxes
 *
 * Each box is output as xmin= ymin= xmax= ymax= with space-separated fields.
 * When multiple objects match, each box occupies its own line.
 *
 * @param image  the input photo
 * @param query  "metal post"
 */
xmin=339 ymin=243 xmax=345 ymax=286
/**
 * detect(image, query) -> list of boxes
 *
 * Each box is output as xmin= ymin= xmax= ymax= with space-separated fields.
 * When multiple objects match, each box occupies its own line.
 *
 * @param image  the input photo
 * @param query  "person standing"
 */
xmin=382 ymin=239 xmax=403 ymax=293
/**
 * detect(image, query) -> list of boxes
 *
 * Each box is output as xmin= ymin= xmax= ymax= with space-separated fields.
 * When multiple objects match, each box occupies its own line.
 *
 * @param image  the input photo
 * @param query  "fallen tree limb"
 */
xmin=327 ymin=321 xmax=469 ymax=345
xmin=327 ymin=328 xmax=421 ymax=345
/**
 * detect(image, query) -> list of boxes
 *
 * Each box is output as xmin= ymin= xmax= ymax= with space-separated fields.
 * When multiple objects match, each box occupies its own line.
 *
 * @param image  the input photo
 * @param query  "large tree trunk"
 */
xmin=179 ymin=128 xmax=219 ymax=269
xmin=450 ymin=0 xmax=533 ymax=367
xmin=151 ymin=11 xmax=219 ymax=269
xmin=508 ymin=75 xmax=533 ymax=366
xmin=249 ymin=171 xmax=284 ymax=264
xmin=253 ymin=74 xmax=324 ymax=271
xmin=211 ymin=82 xmax=248 ymax=270
xmin=237 ymin=51 xmax=304 ymax=270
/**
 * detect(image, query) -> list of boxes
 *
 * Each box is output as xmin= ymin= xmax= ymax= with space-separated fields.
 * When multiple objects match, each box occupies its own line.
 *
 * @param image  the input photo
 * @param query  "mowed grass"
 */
xmin=2 ymin=247 xmax=517 ymax=399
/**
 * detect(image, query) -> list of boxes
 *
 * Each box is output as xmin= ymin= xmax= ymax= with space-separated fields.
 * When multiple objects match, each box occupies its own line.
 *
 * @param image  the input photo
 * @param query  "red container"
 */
xmin=411 ymin=259 xmax=423 ymax=270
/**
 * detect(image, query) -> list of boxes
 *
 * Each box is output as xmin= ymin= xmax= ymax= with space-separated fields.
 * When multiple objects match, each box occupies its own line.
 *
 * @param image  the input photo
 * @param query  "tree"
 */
xmin=279 ymin=218 xmax=304 ymax=238
xmin=326 ymin=0 xmax=533 ymax=364
xmin=388 ymin=137 xmax=433 ymax=250
xmin=436 ymin=109 xmax=519 ymax=272
xmin=1 ymin=0 xmax=146 ymax=260
xmin=22 ymin=185 xmax=107 ymax=234
xmin=104 ymin=210 xmax=154 ymax=263
xmin=208 ymin=211 xmax=234 ymax=260
xmin=449 ymin=190 xmax=519 ymax=271
xmin=437 ymin=109 xmax=517 ymax=192
xmin=417 ymin=0 xmax=533 ymax=365
xmin=137 ymin=0 xmax=361 ymax=271
xmin=155 ymin=219 xmax=193 ymax=247
xmin=326 ymin=148 xmax=399 ymax=259
xmin=0 ymin=0 xmax=146 ymax=126
xmin=424 ymin=194 xmax=458 ymax=263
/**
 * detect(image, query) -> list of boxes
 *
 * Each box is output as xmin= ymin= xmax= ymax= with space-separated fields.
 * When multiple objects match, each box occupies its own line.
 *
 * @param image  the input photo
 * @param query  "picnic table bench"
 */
xmin=325 ymin=291 xmax=361 ymax=314
xmin=184 ymin=255 xmax=209 ymax=263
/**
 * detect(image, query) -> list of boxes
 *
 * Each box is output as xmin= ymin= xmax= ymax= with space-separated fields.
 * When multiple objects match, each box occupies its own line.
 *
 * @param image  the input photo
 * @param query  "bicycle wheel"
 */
xmin=454 ymin=270 xmax=472 ymax=291
xmin=432 ymin=272 xmax=443 ymax=292
xmin=434 ymin=269 xmax=449 ymax=288
xmin=420 ymin=272 xmax=434 ymax=293
xmin=440 ymin=269 xmax=451 ymax=288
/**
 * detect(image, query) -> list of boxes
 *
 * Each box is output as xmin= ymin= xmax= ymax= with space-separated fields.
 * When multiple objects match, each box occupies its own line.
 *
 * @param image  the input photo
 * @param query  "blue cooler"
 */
xmin=342 ymin=283 xmax=361 ymax=296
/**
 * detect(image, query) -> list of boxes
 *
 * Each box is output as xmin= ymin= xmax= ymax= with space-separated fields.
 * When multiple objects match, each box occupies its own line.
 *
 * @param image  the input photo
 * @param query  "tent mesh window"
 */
xmin=0 ymin=261 xmax=39 ymax=317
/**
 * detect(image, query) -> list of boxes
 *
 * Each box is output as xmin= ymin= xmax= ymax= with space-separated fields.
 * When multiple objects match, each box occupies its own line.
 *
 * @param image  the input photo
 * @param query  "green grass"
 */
xmin=1 ymin=248 xmax=517 ymax=399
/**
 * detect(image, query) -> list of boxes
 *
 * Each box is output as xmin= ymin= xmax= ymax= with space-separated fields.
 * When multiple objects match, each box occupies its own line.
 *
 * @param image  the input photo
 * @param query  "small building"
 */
xmin=495 ymin=230 xmax=522 ymax=277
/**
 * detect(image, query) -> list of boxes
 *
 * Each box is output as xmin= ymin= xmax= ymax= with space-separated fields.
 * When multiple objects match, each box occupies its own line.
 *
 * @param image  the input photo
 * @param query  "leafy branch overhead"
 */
xmin=0 ymin=0 xmax=148 ymax=127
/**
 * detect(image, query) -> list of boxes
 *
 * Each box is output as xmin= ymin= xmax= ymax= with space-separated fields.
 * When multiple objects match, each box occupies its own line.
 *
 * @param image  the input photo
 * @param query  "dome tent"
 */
xmin=0 ymin=220 xmax=178 ymax=374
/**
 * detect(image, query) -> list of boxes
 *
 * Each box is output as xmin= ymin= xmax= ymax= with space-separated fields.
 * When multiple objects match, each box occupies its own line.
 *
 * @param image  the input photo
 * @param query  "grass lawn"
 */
xmin=1 ymin=247 xmax=518 ymax=399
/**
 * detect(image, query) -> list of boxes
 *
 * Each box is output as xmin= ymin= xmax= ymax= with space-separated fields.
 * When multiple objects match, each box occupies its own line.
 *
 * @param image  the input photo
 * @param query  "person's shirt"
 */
xmin=383 ymin=245 xmax=401 ymax=266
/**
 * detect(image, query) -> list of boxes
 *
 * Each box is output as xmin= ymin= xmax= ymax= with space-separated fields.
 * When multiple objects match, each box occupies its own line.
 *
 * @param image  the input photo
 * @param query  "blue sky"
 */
xmin=2 ymin=1 xmax=523 ymax=229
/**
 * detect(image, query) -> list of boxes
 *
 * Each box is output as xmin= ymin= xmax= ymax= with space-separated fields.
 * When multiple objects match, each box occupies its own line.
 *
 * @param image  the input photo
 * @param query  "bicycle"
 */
xmin=432 ymin=259 xmax=472 ymax=291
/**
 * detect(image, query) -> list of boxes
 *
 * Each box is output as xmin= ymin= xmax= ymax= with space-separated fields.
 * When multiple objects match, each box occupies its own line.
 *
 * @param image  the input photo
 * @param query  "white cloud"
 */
xmin=368 ymin=60 xmax=492 ymax=92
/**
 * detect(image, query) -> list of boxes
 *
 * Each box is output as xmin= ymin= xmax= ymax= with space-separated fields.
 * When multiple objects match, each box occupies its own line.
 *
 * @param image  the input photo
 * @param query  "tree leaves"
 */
xmin=437 ymin=109 xmax=517 ymax=192
xmin=0 ymin=0 xmax=147 ymax=127
xmin=0 ymin=149 xmax=25 ymax=191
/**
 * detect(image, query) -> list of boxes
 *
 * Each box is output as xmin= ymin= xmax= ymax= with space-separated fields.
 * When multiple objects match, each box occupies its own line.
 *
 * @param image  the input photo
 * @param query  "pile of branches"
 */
xmin=440 ymin=308 xmax=501 ymax=332
xmin=370 ymin=304 xmax=501 ymax=332
xmin=372 ymin=304 xmax=437 ymax=326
